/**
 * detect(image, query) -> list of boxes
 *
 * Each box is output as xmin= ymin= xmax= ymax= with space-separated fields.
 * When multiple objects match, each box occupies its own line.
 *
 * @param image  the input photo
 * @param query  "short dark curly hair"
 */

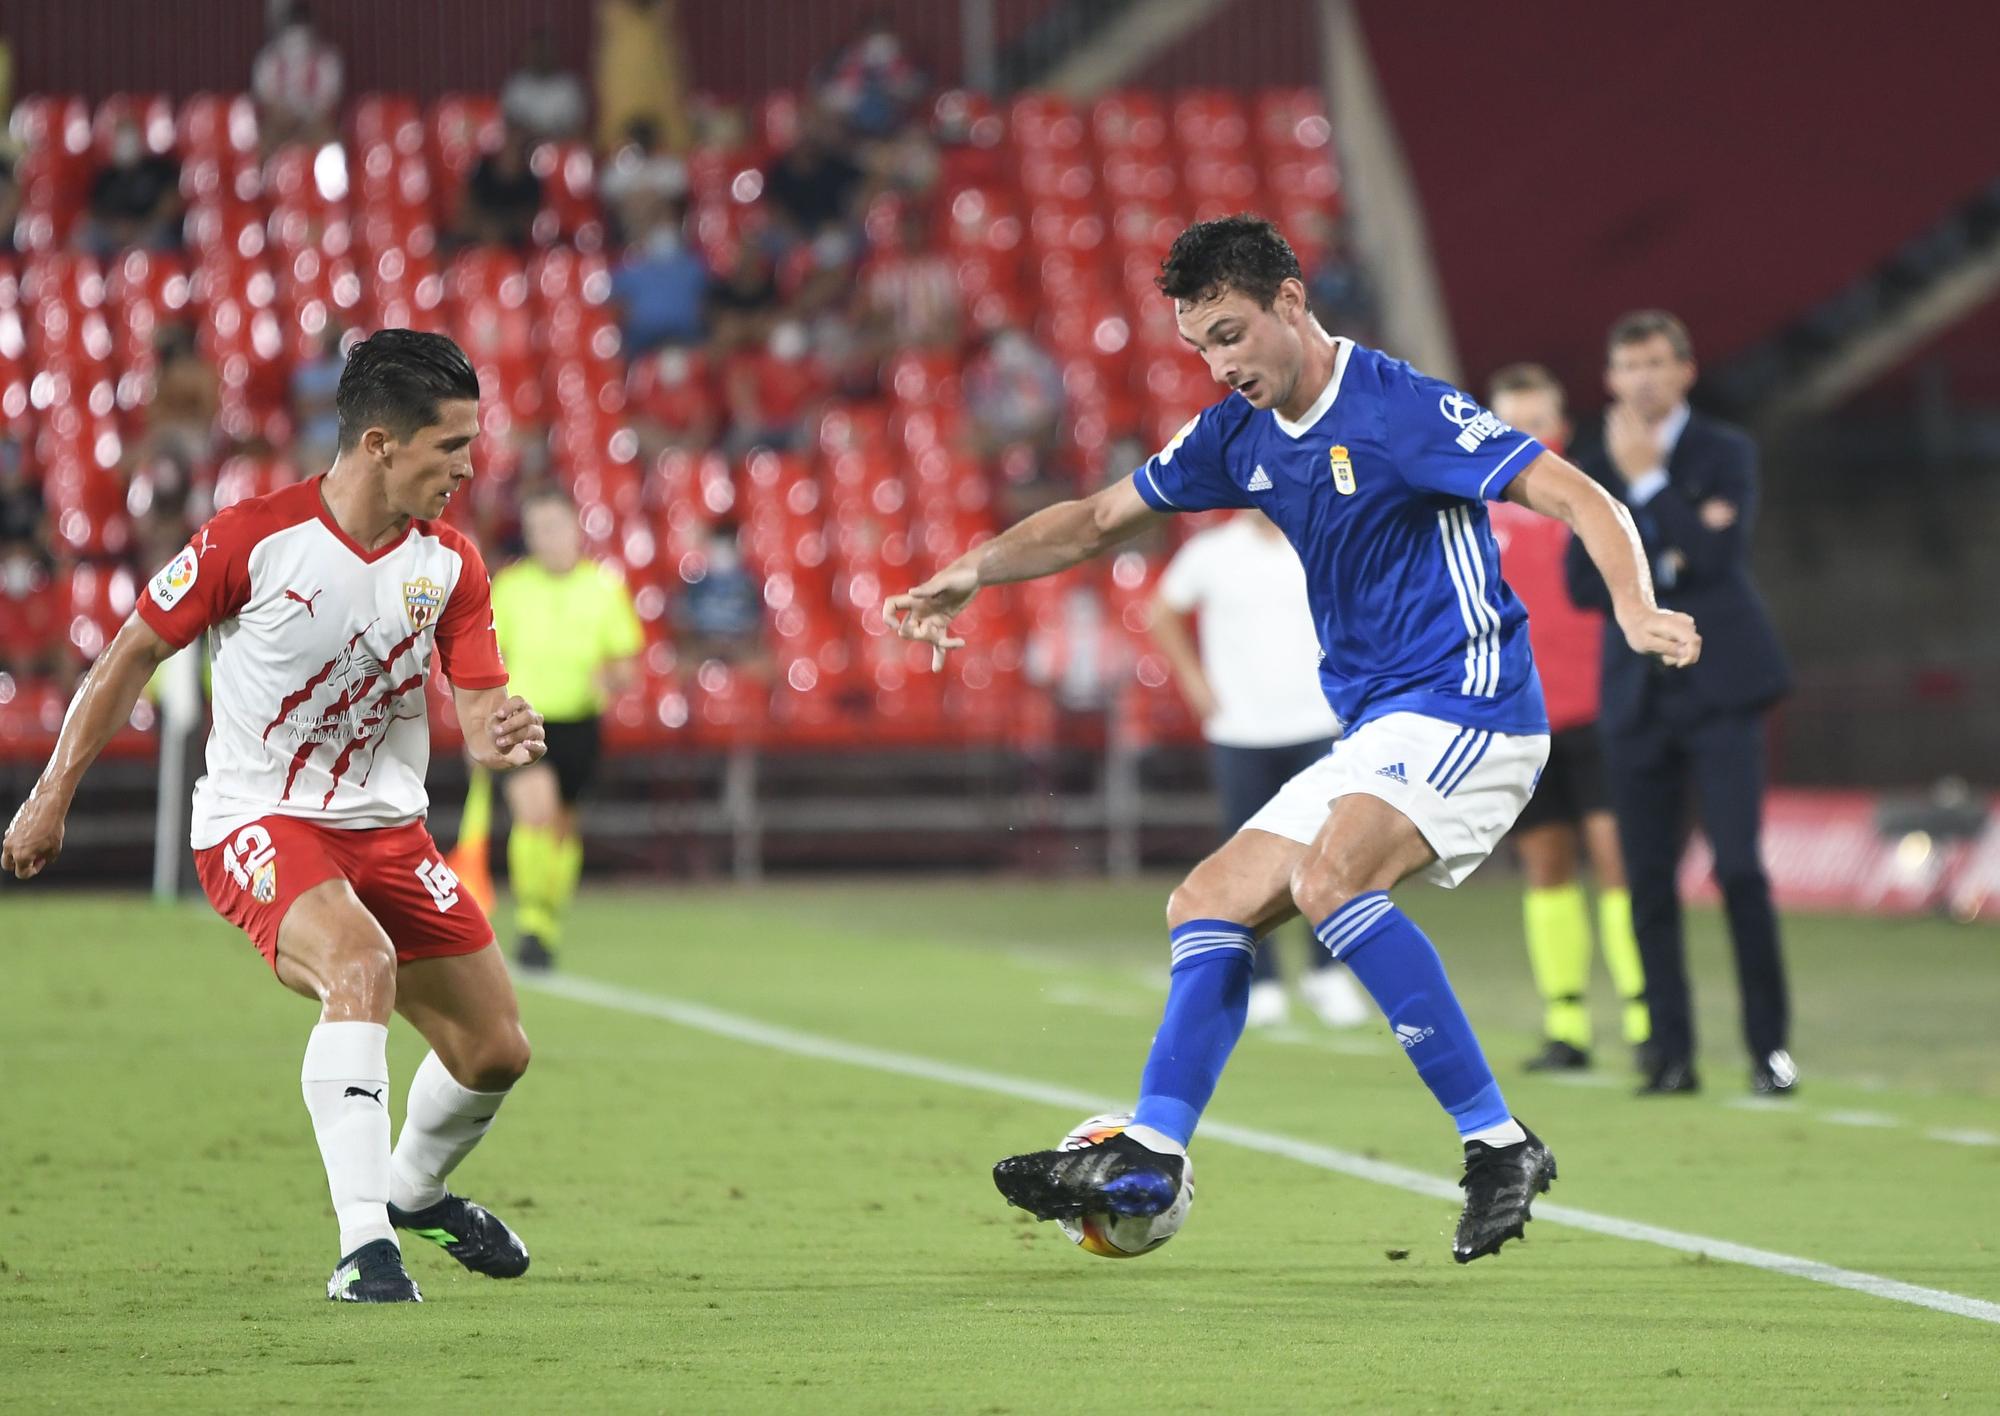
xmin=1156 ymin=214 xmax=1303 ymax=309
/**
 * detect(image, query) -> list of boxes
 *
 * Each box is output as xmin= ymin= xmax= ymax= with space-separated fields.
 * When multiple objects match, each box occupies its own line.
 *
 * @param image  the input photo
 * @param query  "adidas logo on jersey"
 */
xmin=1246 ymin=465 xmax=1273 ymax=492
xmin=1394 ymin=1022 xmax=1436 ymax=1049
xmin=1376 ymin=762 xmax=1408 ymax=784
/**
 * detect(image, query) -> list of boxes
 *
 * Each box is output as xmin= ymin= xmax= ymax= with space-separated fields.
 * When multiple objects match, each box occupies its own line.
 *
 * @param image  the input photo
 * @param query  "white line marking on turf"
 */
xmin=519 ymin=970 xmax=2000 ymax=1329
xmin=1819 ymin=1109 xmax=1901 ymax=1129
xmin=1927 ymin=1128 xmax=2000 ymax=1147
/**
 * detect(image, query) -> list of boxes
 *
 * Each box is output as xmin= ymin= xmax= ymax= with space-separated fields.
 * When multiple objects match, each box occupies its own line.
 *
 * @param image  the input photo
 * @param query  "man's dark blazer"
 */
xmin=1564 ymin=411 xmax=1790 ymax=733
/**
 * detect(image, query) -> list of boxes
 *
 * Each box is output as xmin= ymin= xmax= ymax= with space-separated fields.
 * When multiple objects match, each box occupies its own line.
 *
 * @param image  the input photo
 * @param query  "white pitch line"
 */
xmin=1927 ymin=1128 xmax=2000 ymax=1147
xmin=518 ymin=970 xmax=2000 ymax=1329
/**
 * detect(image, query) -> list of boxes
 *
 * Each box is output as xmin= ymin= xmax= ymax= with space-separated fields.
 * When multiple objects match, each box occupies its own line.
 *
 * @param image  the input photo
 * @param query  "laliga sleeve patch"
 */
xmin=149 ymin=545 xmax=200 ymax=609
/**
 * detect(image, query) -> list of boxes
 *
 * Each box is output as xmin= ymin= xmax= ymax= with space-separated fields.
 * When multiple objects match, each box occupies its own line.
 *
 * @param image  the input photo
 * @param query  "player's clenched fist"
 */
xmin=2 ymin=788 xmax=68 ymax=880
xmin=884 ymin=563 xmax=978 ymax=671
xmin=488 ymin=696 xmax=548 ymax=768
xmin=1620 ymin=606 xmax=1702 ymax=669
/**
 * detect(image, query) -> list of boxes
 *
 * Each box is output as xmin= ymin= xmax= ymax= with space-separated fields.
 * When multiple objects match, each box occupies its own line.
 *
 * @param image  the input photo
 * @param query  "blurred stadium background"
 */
xmin=3 ymin=0 xmax=1997 ymax=913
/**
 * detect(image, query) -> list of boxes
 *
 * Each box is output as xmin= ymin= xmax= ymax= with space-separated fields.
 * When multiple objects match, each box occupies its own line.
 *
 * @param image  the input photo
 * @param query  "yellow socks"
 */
xmin=509 ymin=824 xmax=560 ymax=945
xmin=1523 ymin=883 xmax=1593 ymax=1050
xmin=552 ymin=833 xmax=584 ymax=916
xmin=1597 ymin=886 xmax=1650 ymax=1044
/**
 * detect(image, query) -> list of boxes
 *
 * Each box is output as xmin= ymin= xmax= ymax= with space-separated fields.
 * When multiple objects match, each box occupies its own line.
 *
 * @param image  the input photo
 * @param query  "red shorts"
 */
xmin=194 ymin=815 xmax=493 ymax=972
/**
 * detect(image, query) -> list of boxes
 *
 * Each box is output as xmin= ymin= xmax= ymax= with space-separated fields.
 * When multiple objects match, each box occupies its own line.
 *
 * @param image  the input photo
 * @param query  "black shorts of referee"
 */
xmin=1513 ymin=723 xmax=1607 ymax=831
xmin=538 ymin=717 xmax=604 ymax=805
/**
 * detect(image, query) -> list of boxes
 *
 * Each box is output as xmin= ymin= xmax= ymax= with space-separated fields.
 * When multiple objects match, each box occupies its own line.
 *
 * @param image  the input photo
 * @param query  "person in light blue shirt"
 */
xmin=887 ymin=215 xmax=1701 ymax=1263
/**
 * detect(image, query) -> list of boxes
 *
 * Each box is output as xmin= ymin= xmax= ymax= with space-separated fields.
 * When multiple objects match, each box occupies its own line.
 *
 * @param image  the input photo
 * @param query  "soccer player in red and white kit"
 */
xmin=1485 ymin=364 xmax=1649 ymax=1071
xmin=3 ymin=331 xmax=549 ymax=1304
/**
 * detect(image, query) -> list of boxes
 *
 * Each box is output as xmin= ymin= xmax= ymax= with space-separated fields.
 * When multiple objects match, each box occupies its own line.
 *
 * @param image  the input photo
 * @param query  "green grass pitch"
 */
xmin=3 ymin=879 xmax=1997 ymax=1412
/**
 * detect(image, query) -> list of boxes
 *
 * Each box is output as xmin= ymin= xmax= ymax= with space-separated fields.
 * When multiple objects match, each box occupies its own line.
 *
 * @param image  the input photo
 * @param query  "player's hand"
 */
xmin=2 ymin=786 xmax=70 ymax=881
xmin=884 ymin=563 xmax=979 ymax=671
xmin=1183 ymin=675 xmax=1220 ymax=721
xmin=1606 ymin=404 xmax=1661 ymax=484
xmin=1620 ymin=606 xmax=1701 ymax=669
xmin=488 ymin=696 xmax=547 ymax=769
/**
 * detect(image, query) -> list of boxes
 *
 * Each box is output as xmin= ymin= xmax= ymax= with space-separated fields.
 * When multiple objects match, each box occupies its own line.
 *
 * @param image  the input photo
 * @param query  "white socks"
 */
xmin=388 ymin=1050 xmax=509 ymax=1212
xmin=300 ymin=1021 xmax=395 ymax=1258
xmin=1123 ymin=1123 xmax=1188 ymax=1157
xmin=1464 ymin=1117 xmax=1528 ymax=1148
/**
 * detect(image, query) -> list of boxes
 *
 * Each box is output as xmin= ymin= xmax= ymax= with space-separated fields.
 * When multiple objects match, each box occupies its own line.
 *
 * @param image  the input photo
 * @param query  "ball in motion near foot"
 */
xmin=1055 ymin=1113 xmax=1194 ymax=1258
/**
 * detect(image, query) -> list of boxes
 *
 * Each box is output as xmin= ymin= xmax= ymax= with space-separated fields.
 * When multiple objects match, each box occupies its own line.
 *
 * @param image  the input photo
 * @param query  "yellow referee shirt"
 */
xmin=489 ymin=559 xmax=645 ymax=722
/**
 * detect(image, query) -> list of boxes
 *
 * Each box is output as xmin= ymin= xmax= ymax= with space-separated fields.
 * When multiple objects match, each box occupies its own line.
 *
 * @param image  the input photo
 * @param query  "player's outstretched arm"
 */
xmin=454 ymin=685 xmax=548 ymax=772
xmin=1505 ymin=450 xmax=1702 ymax=669
xmin=3 ymin=614 xmax=177 ymax=879
xmin=885 ymin=477 xmax=1163 ymax=669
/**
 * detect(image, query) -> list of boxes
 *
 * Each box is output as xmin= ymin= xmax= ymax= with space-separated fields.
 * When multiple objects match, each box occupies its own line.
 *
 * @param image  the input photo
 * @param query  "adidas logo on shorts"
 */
xmin=1376 ymin=762 xmax=1408 ymax=784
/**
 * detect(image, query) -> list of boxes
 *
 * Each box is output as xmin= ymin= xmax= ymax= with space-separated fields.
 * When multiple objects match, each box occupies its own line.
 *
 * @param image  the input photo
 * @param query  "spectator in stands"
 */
xmin=675 ymin=521 xmax=770 ymax=678
xmin=0 ymin=436 xmax=57 ymax=684
xmin=764 ymin=106 xmax=868 ymax=244
xmin=855 ymin=203 xmax=960 ymax=358
xmin=965 ymin=325 xmax=1065 ymax=460
xmin=251 ymin=1 xmax=343 ymax=152
xmin=599 ymin=118 xmax=689 ymax=245
xmin=1300 ymin=211 xmax=1377 ymax=343
xmin=79 ymin=119 xmax=181 ymax=255
xmin=0 ymin=434 xmax=41 ymax=556
xmin=500 ymin=29 xmax=586 ymax=145
xmin=595 ymin=0 xmax=693 ymax=154
xmin=629 ymin=347 xmax=721 ymax=460
xmin=291 ymin=320 xmax=346 ymax=471
xmin=458 ymin=123 xmax=544 ymax=249
xmin=817 ymin=18 xmax=926 ymax=141
xmin=722 ymin=320 xmax=828 ymax=457
xmin=124 ymin=324 xmax=220 ymax=569
xmin=609 ymin=200 xmax=708 ymax=353
xmin=0 ymin=160 xmax=22 ymax=257
xmin=705 ymin=240 xmax=782 ymax=354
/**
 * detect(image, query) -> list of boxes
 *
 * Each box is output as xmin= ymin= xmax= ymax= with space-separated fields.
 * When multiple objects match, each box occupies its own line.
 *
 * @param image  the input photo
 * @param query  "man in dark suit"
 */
xmin=1566 ymin=310 xmax=1795 ymax=1096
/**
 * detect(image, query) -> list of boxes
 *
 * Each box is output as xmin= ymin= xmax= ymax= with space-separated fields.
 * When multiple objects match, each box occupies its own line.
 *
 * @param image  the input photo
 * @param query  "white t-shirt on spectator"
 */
xmin=502 ymin=71 xmax=588 ymax=142
xmin=1157 ymin=515 xmax=1339 ymax=749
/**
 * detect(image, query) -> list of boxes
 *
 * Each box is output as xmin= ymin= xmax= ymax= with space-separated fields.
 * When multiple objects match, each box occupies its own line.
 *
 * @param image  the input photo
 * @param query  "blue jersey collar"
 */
xmin=1272 ymin=337 xmax=1354 ymax=440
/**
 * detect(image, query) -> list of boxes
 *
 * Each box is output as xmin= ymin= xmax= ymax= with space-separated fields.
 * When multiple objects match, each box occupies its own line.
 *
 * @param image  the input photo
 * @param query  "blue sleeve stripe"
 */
xmin=1476 ymin=437 xmax=1541 ymax=500
xmin=1136 ymin=461 xmax=1183 ymax=511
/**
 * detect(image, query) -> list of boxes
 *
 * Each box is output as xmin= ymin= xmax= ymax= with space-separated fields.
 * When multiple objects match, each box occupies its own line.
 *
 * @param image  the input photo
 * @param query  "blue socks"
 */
xmin=1127 ymin=902 xmax=1516 ymax=1149
xmin=1316 ymin=892 xmax=1513 ymax=1138
xmin=1131 ymin=920 xmax=1256 ymax=1146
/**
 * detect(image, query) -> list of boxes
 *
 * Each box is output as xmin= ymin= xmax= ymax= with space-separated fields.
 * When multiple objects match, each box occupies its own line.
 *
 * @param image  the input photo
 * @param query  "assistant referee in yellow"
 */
xmin=463 ymin=486 xmax=644 ymax=971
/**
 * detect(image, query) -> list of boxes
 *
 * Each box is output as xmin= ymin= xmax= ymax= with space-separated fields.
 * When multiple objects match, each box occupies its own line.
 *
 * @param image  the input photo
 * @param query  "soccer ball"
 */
xmin=1054 ymin=1113 xmax=1194 ymax=1258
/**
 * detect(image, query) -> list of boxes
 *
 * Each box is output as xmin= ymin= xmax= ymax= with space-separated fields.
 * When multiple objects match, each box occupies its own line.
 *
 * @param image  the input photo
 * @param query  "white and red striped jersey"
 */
xmin=137 ymin=477 xmax=507 ymax=850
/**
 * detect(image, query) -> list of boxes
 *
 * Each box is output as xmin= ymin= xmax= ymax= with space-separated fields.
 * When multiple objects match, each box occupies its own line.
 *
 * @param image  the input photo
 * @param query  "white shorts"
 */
xmin=1241 ymin=711 xmax=1551 ymax=888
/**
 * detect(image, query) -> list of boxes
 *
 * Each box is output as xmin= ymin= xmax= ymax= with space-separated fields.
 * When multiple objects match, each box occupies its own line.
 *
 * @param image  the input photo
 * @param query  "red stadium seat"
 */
xmin=10 ymin=96 xmax=94 ymax=250
xmin=1255 ymin=88 xmax=1334 ymax=154
xmin=1090 ymin=92 xmax=1170 ymax=155
xmin=530 ymin=142 xmax=604 ymax=249
xmin=91 ymin=93 xmax=178 ymax=159
xmin=426 ymin=95 xmax=502 ymax=226
xmin=1008 ymin=94 xmax=1087 ymax=154
xmin=1171 ymin=90 xmax=1250 ymax=153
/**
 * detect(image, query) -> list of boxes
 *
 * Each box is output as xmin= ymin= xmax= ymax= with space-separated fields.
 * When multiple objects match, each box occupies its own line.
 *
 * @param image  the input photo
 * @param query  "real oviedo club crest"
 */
xmin=1329 ymin=445 xmax=1356 ymax=495
xmin=402 ymin=577 xmax=444 ymax=630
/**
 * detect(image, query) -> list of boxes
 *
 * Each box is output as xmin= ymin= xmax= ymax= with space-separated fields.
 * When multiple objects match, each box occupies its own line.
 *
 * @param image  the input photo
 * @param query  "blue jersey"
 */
xmin=1131 ymin=339 xmax=1549 ymax=737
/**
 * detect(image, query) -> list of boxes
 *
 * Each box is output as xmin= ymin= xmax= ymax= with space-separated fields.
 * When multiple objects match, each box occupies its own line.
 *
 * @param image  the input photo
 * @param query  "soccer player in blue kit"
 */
xmin=885 ymin=217 xmax=1701 ymax=1261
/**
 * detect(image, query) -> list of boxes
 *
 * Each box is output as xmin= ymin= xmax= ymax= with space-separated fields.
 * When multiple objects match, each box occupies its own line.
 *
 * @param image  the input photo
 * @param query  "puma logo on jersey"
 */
xmin=284 ymin=587 xmax=324 ymax=617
